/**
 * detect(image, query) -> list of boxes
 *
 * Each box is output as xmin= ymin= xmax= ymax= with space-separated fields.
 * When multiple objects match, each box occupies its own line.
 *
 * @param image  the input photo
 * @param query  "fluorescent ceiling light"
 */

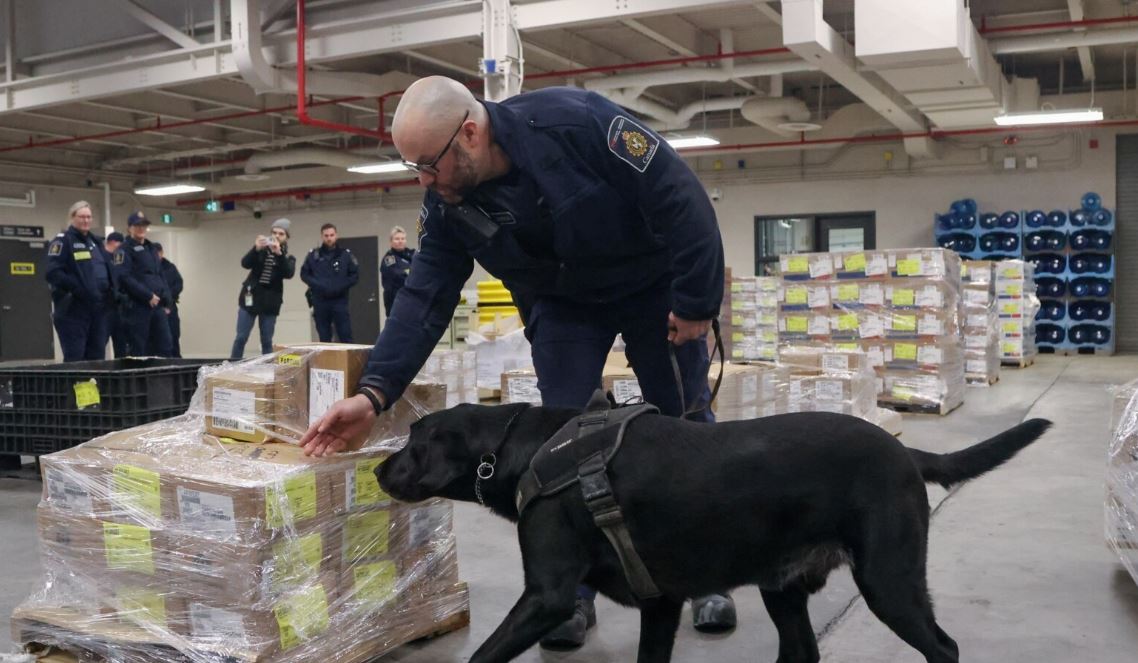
xmin=347 ymin=162 xmax=410 ymax=174
xmin=133 ymin=183 xmax=206 ymax=196
xmin=994 ymin=108 xmax=1103 ymax=127
xmin=667 ymin=136 xmax=720 ymax=149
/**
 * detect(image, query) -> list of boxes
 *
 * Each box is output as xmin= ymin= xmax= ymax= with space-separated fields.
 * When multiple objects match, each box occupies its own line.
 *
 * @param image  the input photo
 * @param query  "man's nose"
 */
xmin=418 ymin=171 xmax=435 ymax=187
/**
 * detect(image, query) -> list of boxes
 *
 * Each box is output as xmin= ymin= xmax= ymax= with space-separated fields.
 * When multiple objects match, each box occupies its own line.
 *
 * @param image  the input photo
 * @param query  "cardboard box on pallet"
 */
xmin=501 ymin=368 xmax=542 ymax=405
xmin=203 ymin=368 xmax=279 ymax=443
xmin=879 ymin=369 xmax=965 ymax=412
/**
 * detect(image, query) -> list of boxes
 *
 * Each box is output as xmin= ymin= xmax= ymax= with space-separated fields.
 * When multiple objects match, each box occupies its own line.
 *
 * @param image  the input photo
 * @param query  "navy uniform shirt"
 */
xmin=301 ymin=245 xmax=359 ymax=301
xmin=380 ymin=248 xmax=415 ymax=294
xmin=360 ymin=87 xmax=724 ymax=406
xmin=114 ymin=237 xmax=171 ymax=307
xmin=45 ymin=226 xmax=113 ymax=306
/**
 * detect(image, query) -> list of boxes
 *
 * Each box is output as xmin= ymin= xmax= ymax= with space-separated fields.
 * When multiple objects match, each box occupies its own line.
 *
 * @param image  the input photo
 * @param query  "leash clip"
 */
xmin=477 ymin=453 xmax=497 ymax=480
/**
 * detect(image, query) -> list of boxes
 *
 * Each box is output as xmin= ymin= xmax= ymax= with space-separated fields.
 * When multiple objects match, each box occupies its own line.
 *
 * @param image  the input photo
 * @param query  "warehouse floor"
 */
xmin=2 ymin=354 xmax=1137 ymax=662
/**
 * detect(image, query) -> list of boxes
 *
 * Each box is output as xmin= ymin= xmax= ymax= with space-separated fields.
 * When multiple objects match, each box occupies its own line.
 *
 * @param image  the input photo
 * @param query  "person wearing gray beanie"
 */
xmin=229 ymin=218 xmax=296 ymax=359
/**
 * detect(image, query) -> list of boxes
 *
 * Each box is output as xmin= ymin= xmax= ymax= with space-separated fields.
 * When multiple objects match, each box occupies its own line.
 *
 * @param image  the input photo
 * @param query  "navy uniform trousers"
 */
xmin=54 ymin=299 xmax=109 ymax=362
xmin=313 ymin=298 xmax=353 ymax=343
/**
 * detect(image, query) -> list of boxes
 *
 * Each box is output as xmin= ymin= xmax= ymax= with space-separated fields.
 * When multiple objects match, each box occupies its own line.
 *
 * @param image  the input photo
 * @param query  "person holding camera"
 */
xmin=113 ymin=211 xmax=173 ymax=357
xmin=45 ymin=201 xmax=115 ymax=361
xmin=229 ymin=218 xmax=295 ymax=360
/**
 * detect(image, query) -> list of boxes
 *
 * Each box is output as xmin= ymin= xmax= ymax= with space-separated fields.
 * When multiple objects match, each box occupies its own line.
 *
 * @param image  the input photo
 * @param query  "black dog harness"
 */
xmin=515 ymin=390 xmax=662 ymax=600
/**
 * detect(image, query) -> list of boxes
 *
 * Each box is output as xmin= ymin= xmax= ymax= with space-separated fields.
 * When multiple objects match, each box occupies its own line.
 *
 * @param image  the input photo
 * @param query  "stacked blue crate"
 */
xmin=1023 ymin=209 xmax=1069 ymax=351
xmin=934 ymin=199 xmax=980 ymax=259
xmin=977 ymin=210 xmax=1024 ymax=260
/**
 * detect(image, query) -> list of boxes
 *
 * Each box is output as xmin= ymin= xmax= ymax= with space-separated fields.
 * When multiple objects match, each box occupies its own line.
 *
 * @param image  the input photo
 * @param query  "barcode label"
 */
xmin=190 ymin=603 xmax=246 ymax=641
xmin=309 ymin=369 xmax=345 ymax=424
xmin=211 ymin=387 xmax=256 ymax=434
xmin=177 ymin=487 xmax=237 ymax=536
xmin=45 ymin=468 xmax=94 ymax=514
xmin=611 ymin=379 xmax=642 ymax=404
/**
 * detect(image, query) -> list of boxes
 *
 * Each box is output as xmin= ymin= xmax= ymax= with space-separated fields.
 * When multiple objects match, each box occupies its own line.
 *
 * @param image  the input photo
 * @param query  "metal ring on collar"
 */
xmin=477 ymin=453 xmax=497 ymax=480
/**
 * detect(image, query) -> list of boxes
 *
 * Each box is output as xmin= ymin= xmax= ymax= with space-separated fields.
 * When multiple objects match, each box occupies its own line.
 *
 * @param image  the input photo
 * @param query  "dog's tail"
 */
xmin=907 ymin=418 xmax=1052 ymax=490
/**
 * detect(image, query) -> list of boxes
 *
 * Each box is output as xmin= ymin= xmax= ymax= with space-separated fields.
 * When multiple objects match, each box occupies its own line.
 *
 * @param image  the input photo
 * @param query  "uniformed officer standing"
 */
xmin=45 ymin=201 xmax=114 ymax=362
xmin=102 ymin=231 xmax=131 ymax=358
xmin=299 ymin=77 xmax=731 ymax=648
xmin=113 ymin=212 xmax=173 ymax=357
xmin=301 ymin=223 xmax=358 ymax=342
xmin=154 ymin=243 xmax=184 ymax=358
xmin=380 ymin=225 xmax=415 ymax=316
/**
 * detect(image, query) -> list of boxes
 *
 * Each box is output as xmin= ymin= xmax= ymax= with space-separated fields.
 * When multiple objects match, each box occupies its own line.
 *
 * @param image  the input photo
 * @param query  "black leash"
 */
xmin=669 ymin=317 xmax=724 ymax=420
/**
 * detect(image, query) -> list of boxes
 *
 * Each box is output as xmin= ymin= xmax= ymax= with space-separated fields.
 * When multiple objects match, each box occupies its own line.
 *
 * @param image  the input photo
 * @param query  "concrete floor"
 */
xmin=2 ymin=354 xmax=1138 ymax=661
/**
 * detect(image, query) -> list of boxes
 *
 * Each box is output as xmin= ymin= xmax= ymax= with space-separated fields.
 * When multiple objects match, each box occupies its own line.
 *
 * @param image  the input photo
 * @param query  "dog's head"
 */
xmin=377 ymin=402 xmax=531 ymax=504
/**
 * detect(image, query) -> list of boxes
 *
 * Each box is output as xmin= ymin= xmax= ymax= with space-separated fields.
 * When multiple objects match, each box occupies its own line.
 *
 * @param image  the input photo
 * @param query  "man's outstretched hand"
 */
xmin=668 ymin=312 xmax=711 ymax=345
xmin=300 ymin=394 xmax=377 ymax=456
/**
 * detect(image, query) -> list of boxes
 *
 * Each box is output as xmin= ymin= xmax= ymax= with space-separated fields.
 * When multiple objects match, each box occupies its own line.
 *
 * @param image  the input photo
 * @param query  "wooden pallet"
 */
xmin=881 ymin=398 xmax=962 ymax=416
xmin=1039 ymin=346 xmax=1115 ymax=357
xmin=966 ymin=374 xmax=999 ymax=386
xmin=1001 ymin=355 xmax=1035 ymax=368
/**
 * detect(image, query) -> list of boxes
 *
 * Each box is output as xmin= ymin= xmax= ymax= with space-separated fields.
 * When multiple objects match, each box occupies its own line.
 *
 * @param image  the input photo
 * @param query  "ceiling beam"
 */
xmin=104 ymin=131 xmax=349 ymax=168
xmin=81 ymin=99 xmax=277 ymax=138
xmin=751 ymin=0 xmax=781 ymax=26
xmin=109 ymin=0 xmax=200 ymax=50
xmin=1066 ymin=0 xmax=1095 ymax=82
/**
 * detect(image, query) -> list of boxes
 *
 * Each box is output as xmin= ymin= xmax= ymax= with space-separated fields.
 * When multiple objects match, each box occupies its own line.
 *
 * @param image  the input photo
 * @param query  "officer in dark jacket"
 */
xmin=301 ymin=223 xmax=358 ymax=342
xmin=45 ymin=201 xmax=114 ymax=362
xmin=230 ymin=218 xmax=296 ymax=359
xmin=113 ymin=211 xmax=172 ymax=357
xmin=102 ymin=231 xmax=131 ymax=358
xmin=379 ymin=225 xmax=415 ymax=316
xmin=154 ymin=243 xmax=184 ymax=358
xmin=298 ymin=78 xmax=729 ymax=646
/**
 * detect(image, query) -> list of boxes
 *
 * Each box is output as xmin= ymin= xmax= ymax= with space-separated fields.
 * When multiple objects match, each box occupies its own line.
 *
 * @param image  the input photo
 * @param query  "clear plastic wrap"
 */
xmin=992 ymin=260 xmax=1040 ymax=363
xmin=776 ymin=249 xmax=966 ymax=414
xmin=464 ymin=315 xmax=532 ymax=392
xmin=722 ymin=274 xmax=780 ymax=362
xmin=962 ymin=261 xmax=1001 ymax=385
xmin=12 ymin=346 xmax=468 ymax=662
xmin=1108 ymin=379 xmax=1138 ymax=586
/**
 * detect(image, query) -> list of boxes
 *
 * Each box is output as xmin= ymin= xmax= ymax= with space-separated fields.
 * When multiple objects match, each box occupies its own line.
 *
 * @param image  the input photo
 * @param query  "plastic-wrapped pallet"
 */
xmin=993 ymin=260 xmax=1041 ymax=366
xmin=1107 ymin=379 xmax=1138 ymax=587
xmin=500 ymin=368 xmax=542 ymax=405
xmin=12 ymin=349 xmax=468 ymax=663
xmin=961 ymin=261 xmax=1001 ymax=385
xmin=709 ymin=362 xmax=790 ymax=421
xmin=778 ymin=249 xmax=965 ymax=415
xmin=419 ymin=349 xmax=479 ymax=408
xmin=777 ymin=347 xmax=879 ymax=422
xmin=722 ymin=274 xmax=780 ymax=362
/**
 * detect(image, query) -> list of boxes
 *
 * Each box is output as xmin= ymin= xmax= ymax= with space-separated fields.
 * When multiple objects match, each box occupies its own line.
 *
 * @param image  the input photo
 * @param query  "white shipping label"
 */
xmin=867 ymin=346 xmax=885 ymax=367
xmin=808 ymin=316 xmax=831 ymax=335
xmin=916 ymin=287 xmax=943 ymax=308
xmin=211 ymin=388 xmax=256 ymax=433
xmin=917 ymin=346 xmax=943 ymax=365
xmin=816 ymin=380 xmax=846 ymax=402
xmin=918 ymin=316 xmax=945 ymax=336
xmin=860 ymin=314 xmax=884 ymax=339
xmin=967 ymin=315 xmax=990 ymax=328
xmin=964 ymin=290 xmax=990 ymax=306
xmin=860 ymin=284 xmax=885 ymax=306
xmin=740 ymin=375 xmax=758 ymax=404
xmin=965 ymin=334 xmax=989 ymax=349
xmin=884 ymin=347 xmax=894 ymax=363
xmin=807 ymin=287 xmax=831 ymax=309
xmin=309 ymin=368 xmax=346 ymax=424
xmin=506 ymin=377 xmax=542 ymax=404
xmin=789 ymin=380 xmax=811 ymax=400
xmin=409 ymin=503 xmax=451 ymax=550
xmin=190 ymin=603 xmax=247 ymax=641
xmin=866 ymin=254 xmax=888 ymax=276
xmin=809 ymin=257 xmax=834 ymax=278
xmin=821 ymin=354 xmax=850 ymax=373
xmin=45 ymin=468 xmax=94 ymax=514
xmin=966 ymin=359 xmax=988 ymax=373
xmin=177 ymin=487 xmax=236 ymax=536
xmin=612 ymin=379 xmax=643 ymax=405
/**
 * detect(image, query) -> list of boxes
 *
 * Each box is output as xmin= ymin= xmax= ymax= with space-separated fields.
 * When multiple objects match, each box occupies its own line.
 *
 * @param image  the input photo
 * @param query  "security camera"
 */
xmin=709 ymin=187 xmax=722 ymax=202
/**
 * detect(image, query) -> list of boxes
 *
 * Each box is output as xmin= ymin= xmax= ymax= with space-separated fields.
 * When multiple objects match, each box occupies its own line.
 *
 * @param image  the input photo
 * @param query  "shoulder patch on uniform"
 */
xmin=606 ymin=115 xmax=660 ymax=173
xmin=350 ymin=253 xmax=358 ymax=266
xmin=114 ymin=251 xmax=124 ymax=265
xmin=48 ymin=241 xmax=62 ymax=256
xmin=383 ymin=255 xmax=396 ymax=267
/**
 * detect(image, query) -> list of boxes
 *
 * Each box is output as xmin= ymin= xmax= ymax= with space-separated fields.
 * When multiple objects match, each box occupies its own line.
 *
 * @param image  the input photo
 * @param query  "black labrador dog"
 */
xmin=377 ymin=403 xmax=1050 ymax=663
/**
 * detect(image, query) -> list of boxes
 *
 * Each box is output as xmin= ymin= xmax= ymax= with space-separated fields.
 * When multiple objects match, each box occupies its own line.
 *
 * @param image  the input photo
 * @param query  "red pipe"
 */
xmin=525 ymin=47 xmax=793 ymax=81
xmin=175 ymin=178 xmax=420 ymax=206
xmin=979 ymin=14 xmax=1138 ymax=35
xmin=296 ymin=0 xmax=392 ymax=141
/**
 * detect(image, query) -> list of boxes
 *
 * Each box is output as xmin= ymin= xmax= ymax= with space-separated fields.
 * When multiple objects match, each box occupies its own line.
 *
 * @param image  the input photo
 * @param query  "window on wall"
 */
xmin=754 ymin=213 xmax=876 ymax=275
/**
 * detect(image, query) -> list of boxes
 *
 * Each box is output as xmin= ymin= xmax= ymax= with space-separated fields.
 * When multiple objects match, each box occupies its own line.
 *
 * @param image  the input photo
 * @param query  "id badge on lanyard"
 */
xmin=244 ymin=285 xmax=254 ymax=308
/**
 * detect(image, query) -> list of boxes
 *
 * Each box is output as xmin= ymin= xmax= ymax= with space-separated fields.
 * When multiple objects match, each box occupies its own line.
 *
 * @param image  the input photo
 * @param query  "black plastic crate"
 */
xmin=0 ymin=358 xmax=215 ymax=414
xmin=0 ymin=405 xmax=188 ymax=457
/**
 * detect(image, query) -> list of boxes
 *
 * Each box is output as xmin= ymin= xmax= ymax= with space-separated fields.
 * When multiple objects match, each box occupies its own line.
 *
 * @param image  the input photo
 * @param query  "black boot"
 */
xmin=692 ymin=593 xmax=737 ymax=632
xmin=539 ymin=596 xmax=597 ymax=650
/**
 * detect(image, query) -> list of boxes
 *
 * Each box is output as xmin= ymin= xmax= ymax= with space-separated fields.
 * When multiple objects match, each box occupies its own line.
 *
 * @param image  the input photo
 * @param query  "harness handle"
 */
xmin=669 ymin=317 xmax=724 ymax=420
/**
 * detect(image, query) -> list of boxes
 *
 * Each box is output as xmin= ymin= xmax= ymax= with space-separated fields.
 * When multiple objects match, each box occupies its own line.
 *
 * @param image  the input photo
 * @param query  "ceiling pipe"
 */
xmin=990 ymin=27 xmax=1138 ymax=55
xmin=980 ymin=13 xmax=1138 ymax=35
xmin=649 ymin=97 xmax=753 ymax=131
xmin=176 ymin=178 xmax=419 ymax=206
xmin=244 ymin=147 xmax=376 ymax=174
xmin=740 ymin=97 xmax=813 ymax=137
xmin=526 ymin=47 xmax=794 ymax=81
xmin=582 ymin=59 xmax=818 ymax=92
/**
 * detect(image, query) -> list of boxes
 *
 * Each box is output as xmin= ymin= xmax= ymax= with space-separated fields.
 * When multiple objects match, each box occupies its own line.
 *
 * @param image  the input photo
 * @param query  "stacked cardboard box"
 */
xmin=722 ymin=275 xmax=780 ymax=362
xmin=1107 ymin=379 xmax=1138 ymax=587
xmin=13 ymin=348 xmax=465 ymax=663
xmin=419 ymin=349 xmax=479 ymax=408
xmin=993 ymin=260 xmax=1041 ymax=365
xmin=778 ymin=249 xmax=966 ymax=414
xmin=961 ymin=261 xmax=1001 ymax=385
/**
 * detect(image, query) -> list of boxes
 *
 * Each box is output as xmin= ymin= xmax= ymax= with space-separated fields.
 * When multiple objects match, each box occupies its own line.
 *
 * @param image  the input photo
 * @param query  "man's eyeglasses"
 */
xmin=402 ymin=110 xmax=469 ymax=176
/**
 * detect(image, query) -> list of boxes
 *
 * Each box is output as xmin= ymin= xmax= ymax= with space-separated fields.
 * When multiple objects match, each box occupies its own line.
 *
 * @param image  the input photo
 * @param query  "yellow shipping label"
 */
xmin=274 ymin=586 xmax=330 ymax=651
xmin=732 ymin=332 xmax=745 ymax=342
xmin=730 ymin=282 xmax=743 ymax=293
xmin=892 ymin=289 xmax=915 ymax=306
xmin=786 ymin=316 xmax=808 ymax=333
xmin=266 ymin=472 xmax=318 ymax=528
xmin=278 ymin=353 xmax=304 ymax=365
xmin=1004 ymin=284 xmax=1023 ymax=296
xmin=73 ymin=379 xmax=100 ymax=409
xmin=894 ymin=343 xmax=918 ymax=360
xmin=354 ymin=561 xmax=398 ymax=606
xmin=272 ymin=533 xmax=324 ymax=589
xmin=892 ymin=386 xmax=916 ymax=402
xmin=837 ymin=314 xmax=859 ymax=331
xmin=112 ymin=465 xmax=162 ymax=518
xmin=1002 ymin=341 xmax=1020 ymax=354
xmin=785 ymin=287 xmax=808 ymax=304
xmin=731 ymin=300 xmax=745 ymax=311
xmin=892 ymin=315 xmax=917 ymax=331
xmin=836 ymin=343 xmax=860 ymax=352
xmin=1000 ymin=303 xmax=1021 ymax=315
xmin=1002 ymin=321 xmax=1020 ymax=334
xmin=896 ymin=259 xmax=921 ymax=276
xmin=352 ymin=458 xmax=390 ymax=508
xmin=731 ymin=315 xmax=744 ymax=326
xmin=786 ymin=256 xmax=809 ymax=273
xmin=117 ymin=588 xmax=167 ymax=626
xmin=344 ymin=510 xmax=391 ymax=562
xmin=844 ymin=253 xmax=866 ymax=272
xmin=103 ymin=523 xmax=155 ymax=575
xmin=837 ymin=284 xmax=860 ymax=301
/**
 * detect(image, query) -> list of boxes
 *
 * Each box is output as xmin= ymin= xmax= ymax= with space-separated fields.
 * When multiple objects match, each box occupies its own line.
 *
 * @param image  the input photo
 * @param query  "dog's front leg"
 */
xmin=636 ymin=597 xmax=684 ymax=663
xmin=469 ymin=584 xmax=580 ymax=663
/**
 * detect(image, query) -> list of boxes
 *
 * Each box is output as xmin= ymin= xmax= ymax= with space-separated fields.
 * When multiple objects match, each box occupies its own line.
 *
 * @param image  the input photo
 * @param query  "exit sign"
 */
xmin=161 ymin=213 xmax=174 ymax=224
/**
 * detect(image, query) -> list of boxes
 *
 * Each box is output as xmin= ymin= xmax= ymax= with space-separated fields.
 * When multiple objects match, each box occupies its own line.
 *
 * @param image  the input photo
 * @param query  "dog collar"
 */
xmin=474 ymin=406 xmax=527 ymax=506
